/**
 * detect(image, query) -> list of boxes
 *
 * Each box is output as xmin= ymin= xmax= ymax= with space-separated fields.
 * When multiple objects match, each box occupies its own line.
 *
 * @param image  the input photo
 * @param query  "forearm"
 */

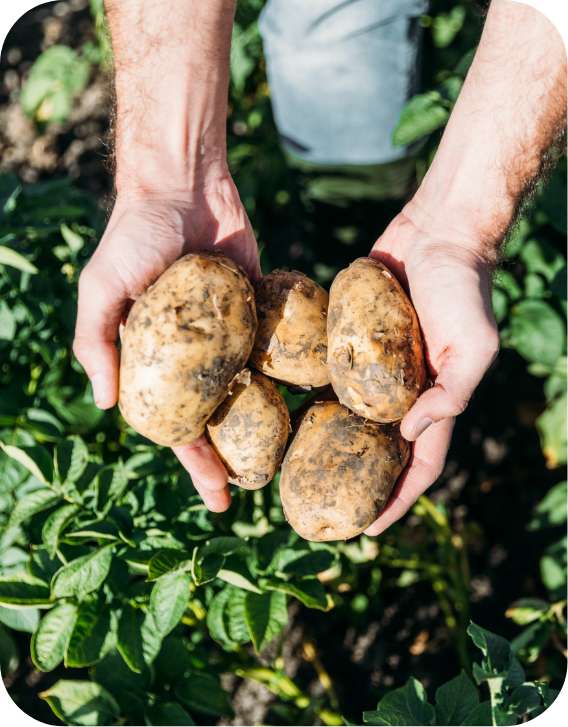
xmin=105 ymin=0 xmax=236 ymax=196
xmin=407 ymin=0 xmax=566 ymax=259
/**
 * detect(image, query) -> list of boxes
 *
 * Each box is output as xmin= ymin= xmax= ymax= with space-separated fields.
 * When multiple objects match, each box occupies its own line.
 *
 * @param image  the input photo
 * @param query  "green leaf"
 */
xmin=31 ymin=601 xmax=77 ymax=671
xmin=281 ymin=549 xmax=335 ymax=577
xmin=60 ymin=223 xmax=85 ymax=253
xmin=42 ymin=504 xmax=80 ymax=557
xmin=0 ymin=605 xmax=39 ymax=632
xmin=505 ymin=598 xmax=549 ymax=625
xmin=51 ymin=543 xmax=114 ymax=599
xmin=262 ymin=576 xmax=331 ymax=611
xmin=117 ymin=605 xmax=145 ymax=673
xmin=146 ymin=701 xmax=195 ymax=726
xmin=8 ymin=486 xmax=60 ymax=528
xmin=393 ymin=92 xmax=449 ymax=147
xmin=150 ymin=571 xmax=191 ymax=637
xmin=467 ymin=622 xmax=524 ymax=688
xmin=511 ymin=621 xmax=551 ymax=663
xmin=148 ymin=549 xmax=191 ymax=581
xmin=20 ymin=45 xmax=91 ymax=124
xmin=40 ymin=680 xmax=120 ymax=726
xmin=434 ymin=671 xmax=479 ymax=725
xmin=176 ymin=672 xmax=232 ymax=717
xmin=207 ymin=587 xmax=239 ymax=650
xmin=540 ymin=536 xmax=567 ymax=596
xmin=0 ymin=442 xmax=53 ymax=484
xmin=0 ymin=301 xmax=16 ymax=340
xmin=141 ymin=610 xmax=164 ymax=665
xmin=0 ymin=624 xmax=19 ymax=675
xmin=509 ymin=683 xmax=542 ymax=716
xmin=536 ymin=394 xmax=567 ymax=468
xmin=244 ymin=590 xmax=288 ymax=652
xmin=218 ymin=557 xmax=261 ymax=593
xmin=55 ymin=437 xmax=89 ymax=485
xmin=0 ymin=244 xmax=38 ymax=273
xmin=509 ymin=300 xmax=566 ymax=366
xmin=529 ymin=481 xmax=567 ymax=529
xmin=363 ymin=677 xmax=435 ymax=725
xmin=96 ymin=464 xmax=129 ymax=511
xmin=432 ymin=6 xmax=466 ymax=48
xmin=65 ymin=597 xmax=111 ymax=667
xmin=0 ymin=574 xmax=52 ymax=607
xmin=520 ymin=238 xmax=566 ymax=283
xmin=226 ymin=587 xmax=250 ymax=643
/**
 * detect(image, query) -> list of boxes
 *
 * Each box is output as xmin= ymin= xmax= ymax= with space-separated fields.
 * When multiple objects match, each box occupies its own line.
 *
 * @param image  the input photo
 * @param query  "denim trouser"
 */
xmin=259 ymin=0 xmax=428 ymax=165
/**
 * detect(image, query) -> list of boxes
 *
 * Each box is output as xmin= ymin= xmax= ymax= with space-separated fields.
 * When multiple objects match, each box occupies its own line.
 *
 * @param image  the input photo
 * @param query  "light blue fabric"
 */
xmin=259 ymin=0 xmax=429 ymax=165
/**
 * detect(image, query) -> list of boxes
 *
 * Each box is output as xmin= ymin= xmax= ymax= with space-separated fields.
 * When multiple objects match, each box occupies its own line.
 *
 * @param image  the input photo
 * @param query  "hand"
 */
xmin=364 ymin=204 xmax=499 ymax=536
xmin=73 ymin=176 xmax=260 ymax=513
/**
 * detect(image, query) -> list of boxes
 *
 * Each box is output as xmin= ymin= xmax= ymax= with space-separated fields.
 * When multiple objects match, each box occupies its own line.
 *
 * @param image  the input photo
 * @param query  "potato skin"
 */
xmin=251 ymin=270 xmax=330 ymax=389
xmin=327 ymin=257 xmax=426 ymax=422
xmin=280 ymin=401 xmax=409 ymax=541
xmin=119 ymin=253 xmax=257 ymax=447
xmin=207 ymin=370 xmax=290 ymax=489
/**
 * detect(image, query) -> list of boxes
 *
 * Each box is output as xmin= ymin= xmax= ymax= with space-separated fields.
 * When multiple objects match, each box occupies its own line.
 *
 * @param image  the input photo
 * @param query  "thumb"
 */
xmin=401 ymin=336 xmax=499 ymax=441
xmin=73 ymin=261 xmax=125 ymax=409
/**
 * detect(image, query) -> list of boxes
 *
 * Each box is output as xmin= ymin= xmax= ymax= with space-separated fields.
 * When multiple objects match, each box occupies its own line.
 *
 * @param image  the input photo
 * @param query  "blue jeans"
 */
xmin=259 ymin=0 xmax=428 ymax=165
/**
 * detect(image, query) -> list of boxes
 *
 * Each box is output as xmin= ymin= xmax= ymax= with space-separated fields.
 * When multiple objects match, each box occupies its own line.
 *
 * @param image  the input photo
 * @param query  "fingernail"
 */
xmin=413 ymin=417 xmax=433 ymax=439
xmin=91 ymin=374 xmax=113 ymax=409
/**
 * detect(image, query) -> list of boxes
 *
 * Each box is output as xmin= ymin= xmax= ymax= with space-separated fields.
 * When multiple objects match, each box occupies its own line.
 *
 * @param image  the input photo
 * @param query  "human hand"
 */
xmin=364 ymin=203 xmax=499 ymax=536
xmin=73 ymin=176 xmax=260 ymax=513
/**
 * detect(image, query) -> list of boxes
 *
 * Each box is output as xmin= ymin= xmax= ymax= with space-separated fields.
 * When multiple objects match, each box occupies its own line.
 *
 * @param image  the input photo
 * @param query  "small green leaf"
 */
xmin=393 ymin=92 xmax=449 ymax=147
xmin=148 ymin=549 xmax=191 ymax=581
xmin=42 ymin=504 xmax=80 ymax=557
xmin=432 ymin=6 xmax=466 ymax=48
xmin=281 ymin=549 xmax=335 ymax=577
xmin=0 ymin=442 xmax=53 ymax=484
xmin=65 ymin=597 xmax=111 ymax=667
xmin=262 ymin=576 xmax=331 ymax=611
xmin=529 ymin=481 xmax=567 ymax=530
xmin=51 ymin=543 xmax=114 ymax=599
xmin=117 ymin=605 xmax=145 ymax=673
xmin=8 ymin=487 xmax=60 ymax=528
xmin=244 ymin=590 xmax=288 ymax=652
xmin=0 ymin=574 xmax=52 ymax=607
xmin=0 ymin=302 xmax=16 ymax=340
xmin=505 ymin=598 xmax=549 ymax=625
xmin=60 ymin=223 xmax=85 ymax=253
xmin=55 ymin=437 xmax=89 ymax=485
xmin=40 ymin=680 xmax=120 ymax=726
xmin=540 ymin=536 xmax=567 ymax=596
xmin=0 ymin=244 xmax=38 ymax=274
xmin=31 ymin=601 xmax=77 ymax=671
xmin=150 ymin=571 xmax=191 ymax=637
xmin=0 ymin=605 xmax=39 ymax=633
xmin=363 ymin=677 xmax=435 ymax=725
xmin=536 ymin=394 xmax=567 ymax=469
xmin=509 ymin=300 xmax=566 ymax=367
xmin=207 ymin=587 xmax=239 ymax=650
xmin=434 ymin=671 xmax=479 ymax=725
xmin=96 ymin=464 xmax=129 ymax=511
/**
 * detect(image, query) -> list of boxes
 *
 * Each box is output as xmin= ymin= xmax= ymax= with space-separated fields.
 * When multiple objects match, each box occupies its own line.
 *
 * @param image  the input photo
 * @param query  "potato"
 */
xmin=119 ymin=252 xmax=257 ymax=447
xmin=206 ymin=370 xmax=290 ymax=489
xmin=327 ymin=257 xmax=426 ymax=422
xmin=251 ymin=270 xmax=330 ymax=389
xmin=280 ymin=401 xmax=409 ymax=541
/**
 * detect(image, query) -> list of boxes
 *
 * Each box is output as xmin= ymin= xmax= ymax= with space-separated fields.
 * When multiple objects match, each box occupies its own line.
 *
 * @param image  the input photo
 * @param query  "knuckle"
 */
xmin=450 ymin=395 xmax=470 ymax=416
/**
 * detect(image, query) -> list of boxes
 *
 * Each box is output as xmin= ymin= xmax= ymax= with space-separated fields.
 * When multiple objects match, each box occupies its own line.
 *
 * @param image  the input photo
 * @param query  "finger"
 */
xmin=364 ymin=418 xmax=454 ymax=537
xmin=73 ymin=262 xmax=125 ymax=409
xmin=401 ymin=335 xmax=499 ymax=441
xmin=173 ymin=437 xmax=231 ymax=513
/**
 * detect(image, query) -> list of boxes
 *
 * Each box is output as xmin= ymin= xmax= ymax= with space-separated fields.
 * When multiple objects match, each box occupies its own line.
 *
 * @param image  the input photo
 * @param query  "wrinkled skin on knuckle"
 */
xmin=251 ymin=270 xmax=330 ymax=389
xmin=280 ymin=401 xmax=410 ymax=542
xmin=207 ymin=370 xmax=290 ymax=489
xmin=118 ymin=252 xmax=257 ymax=446
xmin=327 ymin=257 xmax=426 ymax=422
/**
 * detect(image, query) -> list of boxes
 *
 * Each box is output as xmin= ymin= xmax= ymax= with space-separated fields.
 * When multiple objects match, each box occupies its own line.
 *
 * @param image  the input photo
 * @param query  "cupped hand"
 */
xmin=73 ymin=176 xmax=260 ymax=513
xmin=364 ymin=206 xmax=499 ymax=536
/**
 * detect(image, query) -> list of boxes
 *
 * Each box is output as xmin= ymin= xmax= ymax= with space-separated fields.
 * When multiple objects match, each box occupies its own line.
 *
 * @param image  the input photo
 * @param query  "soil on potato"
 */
xmin=1 ymin=2 xmax=564 ymax=725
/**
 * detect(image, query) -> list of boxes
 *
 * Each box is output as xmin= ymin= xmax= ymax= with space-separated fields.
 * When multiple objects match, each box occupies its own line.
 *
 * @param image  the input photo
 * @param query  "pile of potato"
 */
xmin=119 ymin=252 xmax=426 ymax=541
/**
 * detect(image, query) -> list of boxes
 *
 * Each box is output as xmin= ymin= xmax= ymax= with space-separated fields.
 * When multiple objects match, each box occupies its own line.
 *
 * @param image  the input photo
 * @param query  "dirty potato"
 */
xmin=119 ymin=252 xmax=257 ymax=446
xmin=327 ymin=257 xmax=426 ymax=422
xmin=207 ymin=370 xmax=290 ymax=489
xmin=251 ymin=270 xmax=330 ymax=389
xmin=279 ymin=401 xmax=409 ymax=541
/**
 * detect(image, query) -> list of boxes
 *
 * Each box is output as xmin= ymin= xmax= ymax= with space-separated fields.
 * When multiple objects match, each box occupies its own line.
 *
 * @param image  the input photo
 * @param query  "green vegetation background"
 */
xmin=0 ymin=1 xmax=566 ymax=725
